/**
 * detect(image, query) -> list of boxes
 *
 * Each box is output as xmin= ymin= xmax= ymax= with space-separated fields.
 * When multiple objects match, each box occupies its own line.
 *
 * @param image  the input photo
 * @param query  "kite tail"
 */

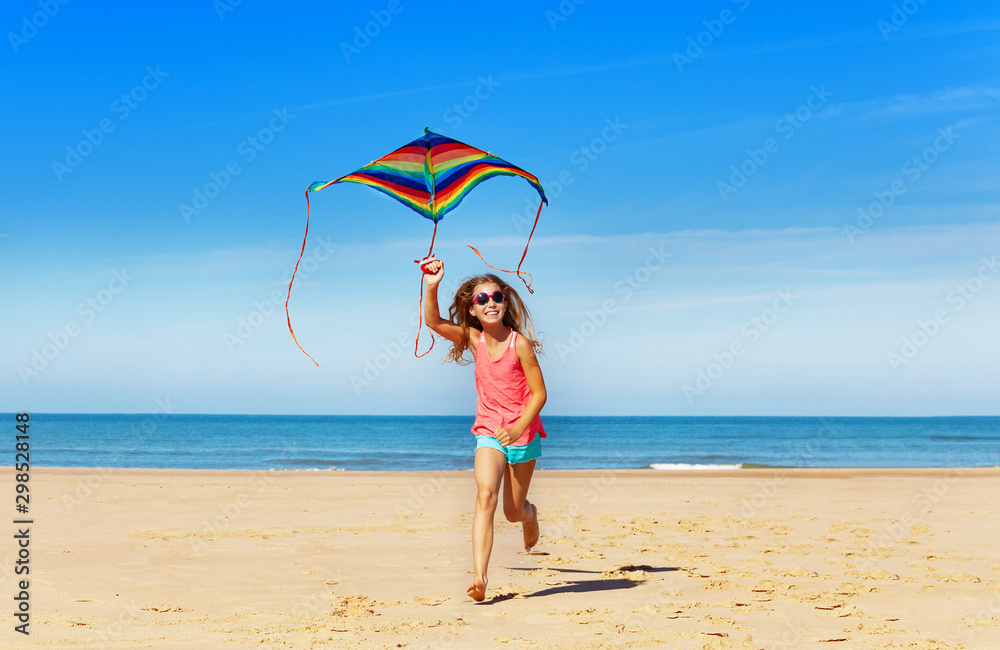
xmin=515 ymin=198 xmax=544 ymax=292
xmin=286 ymin=189 xmax=320 ymax=367
xmin=467 ymin=198 xmax=544 ymax=294
xmin=413 ymin=221 xmax=438 ymax=358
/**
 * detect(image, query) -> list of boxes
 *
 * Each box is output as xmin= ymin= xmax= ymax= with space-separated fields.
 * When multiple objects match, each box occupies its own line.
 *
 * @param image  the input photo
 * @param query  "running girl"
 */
xmin=422 ymin=259 xmax=547 ymax=602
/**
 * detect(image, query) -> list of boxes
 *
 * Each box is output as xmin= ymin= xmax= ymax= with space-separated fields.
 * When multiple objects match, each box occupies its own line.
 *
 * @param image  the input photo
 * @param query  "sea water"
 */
xmin=19 ymin=414 xmax=1000 ymax=471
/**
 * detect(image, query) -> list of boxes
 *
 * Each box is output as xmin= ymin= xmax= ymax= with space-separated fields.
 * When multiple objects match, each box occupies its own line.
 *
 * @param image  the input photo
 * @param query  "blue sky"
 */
xmin=3 ymin=1 xmax=999 ymax=415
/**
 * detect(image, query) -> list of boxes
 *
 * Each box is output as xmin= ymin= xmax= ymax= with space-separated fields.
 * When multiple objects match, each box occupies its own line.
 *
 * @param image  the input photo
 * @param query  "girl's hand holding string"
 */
xmin=423 ymin=259 xmax=444 ymax=288
xmin=423 ymin=259 xmax=469 ymax=348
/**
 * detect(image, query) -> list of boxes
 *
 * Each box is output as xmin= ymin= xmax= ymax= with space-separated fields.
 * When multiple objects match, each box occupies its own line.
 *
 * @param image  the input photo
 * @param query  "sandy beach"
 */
xmin=5 ymin=466 xmax=999 ymax=648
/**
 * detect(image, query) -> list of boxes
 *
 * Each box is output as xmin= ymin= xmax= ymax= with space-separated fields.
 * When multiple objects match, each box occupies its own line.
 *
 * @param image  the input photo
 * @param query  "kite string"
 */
xmin=466 ymin=198 xmax=544 ymax=294
xmin=515 ymin=198 xmax=544 ymax=292
xmin=413 ymin=220 xmax=438 ymax=358
xmin=427 ymin=217 xmax=438 ymax=257
xmin=286 ymin=189 xmax=320 ymax=367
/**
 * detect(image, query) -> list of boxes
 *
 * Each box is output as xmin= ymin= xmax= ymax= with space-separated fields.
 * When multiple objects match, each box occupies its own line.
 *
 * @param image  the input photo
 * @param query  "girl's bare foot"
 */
xmin=522 ymin=503 xmax=539 ymax=551
xmin=467 ymin=576 xmax=487 ymax=602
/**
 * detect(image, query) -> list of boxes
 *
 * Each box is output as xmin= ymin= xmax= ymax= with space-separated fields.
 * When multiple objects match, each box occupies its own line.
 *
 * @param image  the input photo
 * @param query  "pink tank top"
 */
xmin=472 ymin=329 xmax=545 ymax=447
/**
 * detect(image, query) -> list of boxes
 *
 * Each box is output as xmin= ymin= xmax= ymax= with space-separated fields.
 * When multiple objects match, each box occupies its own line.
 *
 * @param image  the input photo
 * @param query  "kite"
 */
xmin=286 ymin=127 xmax=548 ymax=366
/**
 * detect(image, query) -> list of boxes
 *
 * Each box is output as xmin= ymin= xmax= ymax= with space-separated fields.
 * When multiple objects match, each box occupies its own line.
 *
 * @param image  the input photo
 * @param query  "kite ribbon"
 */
xmin=467 ymin=198 xmax=544 ymax=294
xmin=286 ymin=189 xmax=320 ymax=367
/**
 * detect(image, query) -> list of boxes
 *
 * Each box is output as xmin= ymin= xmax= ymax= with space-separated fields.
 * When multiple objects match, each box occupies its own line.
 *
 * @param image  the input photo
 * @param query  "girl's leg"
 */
xmin=470 ymin=447 xmax=506 ymax=601
xmin=502 ymin=459 xmax=539 ymax=551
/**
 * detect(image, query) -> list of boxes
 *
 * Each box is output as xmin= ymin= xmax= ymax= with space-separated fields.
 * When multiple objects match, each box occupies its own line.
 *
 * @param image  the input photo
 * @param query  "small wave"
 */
xmin=649 ymin=463 xmax=744 ymax=470
xmin=269 ymin=458 xmax=344 ymax=469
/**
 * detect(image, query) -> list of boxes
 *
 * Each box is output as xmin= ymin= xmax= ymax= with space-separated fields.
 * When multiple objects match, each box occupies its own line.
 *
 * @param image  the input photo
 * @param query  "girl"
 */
xmin=422 ymin=259 xmax=547 ymax=602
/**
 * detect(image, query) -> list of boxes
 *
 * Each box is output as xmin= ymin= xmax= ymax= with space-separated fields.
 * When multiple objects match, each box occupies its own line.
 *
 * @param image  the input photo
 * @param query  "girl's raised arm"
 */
xmin=423 ymin=260 xmax=467 ymax=346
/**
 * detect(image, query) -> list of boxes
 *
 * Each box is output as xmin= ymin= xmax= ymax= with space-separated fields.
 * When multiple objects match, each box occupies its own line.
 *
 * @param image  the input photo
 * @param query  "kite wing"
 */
xmin=308 ymin=128 xmax=547 ymax=222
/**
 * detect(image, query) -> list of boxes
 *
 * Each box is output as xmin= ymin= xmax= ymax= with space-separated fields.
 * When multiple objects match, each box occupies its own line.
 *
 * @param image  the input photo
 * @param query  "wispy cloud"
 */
xmin=844 ymin=86 xmax=1000 ymax=120
xmin=501 ymin=55 xmax=676 ymax=83
xmin=501 ymin=19 xmax=1000 ymax=80
xmin=174 ymin=81 xmax=481 ymax=132
xmin=706 ymin=30 xmax=879 ymax=58
xmin=624 ymin=84 xmax=999 ymax=151
xmin=702 ymin=19 xmax=1000 ymax=58
xmin=291 ymin=81 xmax=474 ymax=113
xmin=888 ymin=18 xmax=1000 ymax=41
xmin=614 ymin=117 xmax=761 ymax=153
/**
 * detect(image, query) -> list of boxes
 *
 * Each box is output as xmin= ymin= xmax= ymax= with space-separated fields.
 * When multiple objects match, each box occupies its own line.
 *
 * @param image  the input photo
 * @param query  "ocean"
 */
xmin=17 ymin=414 xmax=1000 ymax=471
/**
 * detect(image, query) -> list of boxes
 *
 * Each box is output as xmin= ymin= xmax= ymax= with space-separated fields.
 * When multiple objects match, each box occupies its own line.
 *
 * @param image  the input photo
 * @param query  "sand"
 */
xmin=4 ymin=466 xmax=999 ymax=648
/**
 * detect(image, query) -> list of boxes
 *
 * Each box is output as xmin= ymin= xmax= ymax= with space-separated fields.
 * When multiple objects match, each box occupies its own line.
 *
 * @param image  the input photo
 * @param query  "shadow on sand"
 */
xmin=480 ymin=564 xmax=680 ymax=603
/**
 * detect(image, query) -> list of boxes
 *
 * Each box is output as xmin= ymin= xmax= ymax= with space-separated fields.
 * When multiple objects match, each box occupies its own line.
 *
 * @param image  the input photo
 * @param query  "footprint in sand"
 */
xmin=751 ymin=578 xmax=796 ymax=594
xmin=934 ymin=572 xmax=980 ymax=583
xmin=854 ymin=569 xmax=899 ymax=581
xmin=699 ymin=614 xmax=746 ymax=629
xmin=718 ymin=600 xmax=770 ymax=613
xmin=489 ymin=591 xmax=518 ymax=602
xmin=526 ymin=568 xmax=558 ymax=577
xmin=140 ymin=605 xmax=188 ymax=613
xmin=575 ymin=550 xmax=603 ymax=559
xmin=829 ymin=521 xmax=874 ymax=538
xmin=771 ymin=567 xmax=819 ymax=578
xmin=714 ymin=565 xmax=755 ymax=578
xmin=822 ymin=602 xmax=864 ymax=618
xmin=847 ymin=621 xmax=901 ymax=634
xmin=330 ymin=595 xmax=382 ymax=618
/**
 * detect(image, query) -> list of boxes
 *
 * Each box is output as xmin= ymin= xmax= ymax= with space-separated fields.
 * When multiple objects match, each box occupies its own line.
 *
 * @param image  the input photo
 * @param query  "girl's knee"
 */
xmin=476 ymin=487 xmax=498 ymax=511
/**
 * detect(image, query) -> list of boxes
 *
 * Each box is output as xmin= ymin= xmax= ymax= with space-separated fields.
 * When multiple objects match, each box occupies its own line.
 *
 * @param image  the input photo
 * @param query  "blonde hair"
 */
xmin=445 ymin=274 xmax=541 ymax=365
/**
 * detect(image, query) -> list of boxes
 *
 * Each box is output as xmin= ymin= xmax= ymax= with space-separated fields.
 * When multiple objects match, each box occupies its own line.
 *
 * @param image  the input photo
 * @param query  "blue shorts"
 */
xmin=475 ymin=435 xmax=541 ymax=465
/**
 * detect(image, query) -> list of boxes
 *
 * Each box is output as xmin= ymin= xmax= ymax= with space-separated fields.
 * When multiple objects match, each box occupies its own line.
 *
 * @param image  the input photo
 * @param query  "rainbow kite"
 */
xmin=287 ymin=128 xmax=548 ymax=366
